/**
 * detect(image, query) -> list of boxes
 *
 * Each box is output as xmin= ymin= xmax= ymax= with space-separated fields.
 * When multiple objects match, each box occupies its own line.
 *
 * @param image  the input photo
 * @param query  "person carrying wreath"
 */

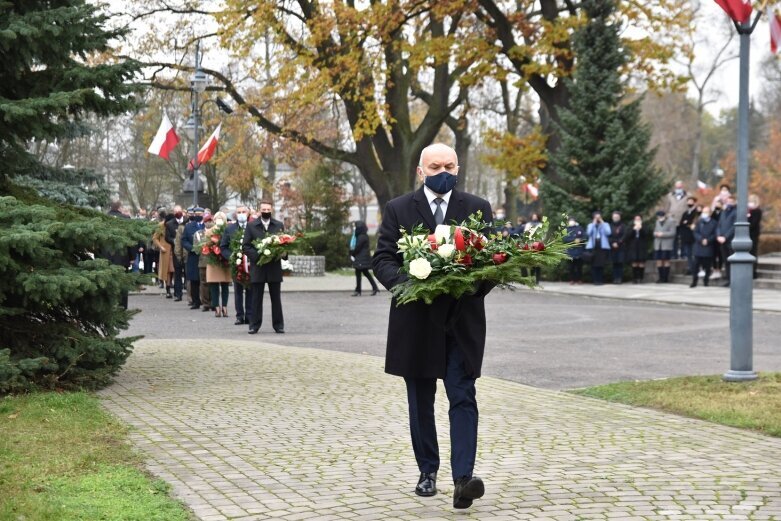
xmin=372 ymin=143 xmax=493 ymax=510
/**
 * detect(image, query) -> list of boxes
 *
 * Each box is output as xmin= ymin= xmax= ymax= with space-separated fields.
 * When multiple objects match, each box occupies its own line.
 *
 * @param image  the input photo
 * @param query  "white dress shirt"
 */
xmin=423 ymin=185 xmax=452 ymax=220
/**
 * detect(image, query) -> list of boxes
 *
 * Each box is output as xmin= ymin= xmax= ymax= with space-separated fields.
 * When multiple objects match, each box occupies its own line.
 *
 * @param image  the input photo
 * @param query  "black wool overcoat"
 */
xmin=242 ymin=218 xmax=284 ymax=283
xmin=372 ymin=187 xmax=493 ymax=380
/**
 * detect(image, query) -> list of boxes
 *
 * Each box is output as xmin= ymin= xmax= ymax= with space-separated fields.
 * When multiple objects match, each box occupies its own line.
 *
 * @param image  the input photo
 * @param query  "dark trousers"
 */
xmin=721 ymin=243 xmax=734 ymax=282
xmin=250 ymin=281 xmax=284 ymax=331
xmin=569 ymin=258 xmax=583 ymax=282
xmin=354 ymin=269 xmax=378 ymax=292
xmin=681 ymin=242 xmax=694 ymax=273
xmin=591 ymin=266 xmax=605 ymax=285
xmin=143 ymin=250 xmax=156 ymax=275
xmin=233 ymin=282 xmax=252 ymax=321
xmin=190 ymin=281 xmax=201 ymax=307
xmin=210 ymin=282 xmax=230 ymax=308
xmin=403 ymin=338 xmax=477 ymax=481
xmin=173 ymin=258 xmax=184 ymax=298
xmin=693 ymin=256 xmax=713 ymax=285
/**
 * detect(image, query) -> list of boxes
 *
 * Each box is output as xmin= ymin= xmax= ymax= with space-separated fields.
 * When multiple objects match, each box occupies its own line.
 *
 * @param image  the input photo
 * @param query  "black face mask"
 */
xmin=260 ymin=212 xmax=272 ymax=220
xmin=424 ymin=171 xmax=457 ymax=194
xmin=192 ymin=216 xmax=202 ymax=223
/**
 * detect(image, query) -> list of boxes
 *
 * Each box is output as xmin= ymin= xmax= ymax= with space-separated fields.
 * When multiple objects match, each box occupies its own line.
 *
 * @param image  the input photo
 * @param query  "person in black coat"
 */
xmin=748 ymin=194 xmax=762 ymax=279
xmin=165 ymin=205 xmax=186 ymax=301
xmin=609 ymin=211 xmax=627 ymax=284
xmin=563 ymin=217 xmax=585 ymax=284
xmin=349 ymin=220 xmax=379 ymax=296
xmin=623 ymin=215 xmax=650 ymax=283
xmin=241 ymin=200 xmax=285 ymax=334
xmin=181 ymin=207 xmax=205 ymax=309
xmin=372 ymin=143 xmax=491 ymax=510
xmin=104 ymin=201 xmax=134 ymax=309
xmin=692 ymin=207 xmax=718 ymax=287
xmin=679 ymin=197 xmax=699 ymax=275
xmin=717 ymin=195 xmax=737 ymax=286
xmin=220 ymin=205 xmax=253 ymax=324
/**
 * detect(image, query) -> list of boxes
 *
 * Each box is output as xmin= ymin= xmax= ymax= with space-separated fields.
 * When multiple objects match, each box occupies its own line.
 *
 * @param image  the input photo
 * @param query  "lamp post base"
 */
xmin=722 ymin=370 xmax=758 ymax=382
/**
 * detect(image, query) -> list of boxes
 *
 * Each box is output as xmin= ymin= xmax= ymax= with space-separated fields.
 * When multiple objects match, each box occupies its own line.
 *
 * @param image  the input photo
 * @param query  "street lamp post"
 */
xmin=723 ymin=12 xmax=763 ymax=382
xmin=184 ymin=41 xmax=208 ymax=208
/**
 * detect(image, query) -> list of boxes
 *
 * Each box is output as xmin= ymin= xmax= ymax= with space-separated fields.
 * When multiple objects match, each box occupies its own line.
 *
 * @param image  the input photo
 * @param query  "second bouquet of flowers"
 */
xmin=391 ymin=211 xmax=571 ymax=305
xmin=252 ymin=233 xmax=301 ymax=266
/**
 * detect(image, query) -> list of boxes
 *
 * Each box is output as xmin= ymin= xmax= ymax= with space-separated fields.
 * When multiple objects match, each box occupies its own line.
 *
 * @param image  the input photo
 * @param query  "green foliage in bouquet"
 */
xmin=229 ymin=231 xmax=251 ymax=287
xmin=391 ymin=212 xmax=571 ymax=305
xmin=0 ymin=186 xmax=153 ymax=393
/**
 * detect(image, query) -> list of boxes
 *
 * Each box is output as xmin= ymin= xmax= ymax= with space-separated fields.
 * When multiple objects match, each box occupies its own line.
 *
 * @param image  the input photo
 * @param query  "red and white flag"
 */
xmin=188 ymin=123 xmax=222 ymax=170
xmin=771 ymin=11 xmax=781 ymax=54
xmin=697 ymin=180 xmax=708 ymax=192
xmin=525 ymin=183 xmax=539 ymax=199
xmin=713 ymin=0 xmax=753 ymax=23
xmin=147 ymin=114 xmax=180 ymax=159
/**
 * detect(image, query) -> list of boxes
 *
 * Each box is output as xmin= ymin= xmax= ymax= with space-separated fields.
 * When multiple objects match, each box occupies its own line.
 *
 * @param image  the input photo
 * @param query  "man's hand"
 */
xmin=702 ymin=239 xmax=708 ymax=246
xmin=717 ymin=236 xmax=726 ymax=244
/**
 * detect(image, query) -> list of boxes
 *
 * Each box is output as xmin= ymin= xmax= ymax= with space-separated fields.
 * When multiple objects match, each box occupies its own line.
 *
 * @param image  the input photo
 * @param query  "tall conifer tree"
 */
xmin=542 ymin=0 xmax=667 ymax=223
xmin=0 ymin=0 xmax=147 ymax=392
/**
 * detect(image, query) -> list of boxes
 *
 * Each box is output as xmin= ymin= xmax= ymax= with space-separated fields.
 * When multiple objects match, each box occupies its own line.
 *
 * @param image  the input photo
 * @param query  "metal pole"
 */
xmin=192 ymin=41 xmax=200 ymax=209
xmin=723 ymin=21 xmax=757 ymax=382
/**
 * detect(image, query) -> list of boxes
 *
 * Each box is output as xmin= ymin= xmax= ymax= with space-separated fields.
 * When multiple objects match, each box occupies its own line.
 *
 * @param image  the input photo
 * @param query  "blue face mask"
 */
xmin=236 ymin=213 xmax=248 ymax=224
xmin=424 ymin=171 xmax=457 ymax=194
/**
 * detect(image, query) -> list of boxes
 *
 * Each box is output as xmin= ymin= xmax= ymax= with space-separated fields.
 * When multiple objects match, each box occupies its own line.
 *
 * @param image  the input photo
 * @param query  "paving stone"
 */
xmin=99 ymin=339 xmax=781 ymax=520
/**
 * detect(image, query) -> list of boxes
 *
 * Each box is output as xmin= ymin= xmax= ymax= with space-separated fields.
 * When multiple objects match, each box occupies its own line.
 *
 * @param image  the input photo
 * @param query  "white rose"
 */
xmin=437 ymin=244 xmax=455 ymax=259
xmin=261 ymin=237 xmax=271 ymax=246
xmin=408 ymin=258 xmax=433 ymax=279
xmin=272 ymin=235 xmax=280 ymax=243
xmin=434 ymin=224 xmax=451 ymax=244
xmin=236 ymin=258 xmax=242 ymax=265
xmin=263 ymin=248 xmax=272 ymax=255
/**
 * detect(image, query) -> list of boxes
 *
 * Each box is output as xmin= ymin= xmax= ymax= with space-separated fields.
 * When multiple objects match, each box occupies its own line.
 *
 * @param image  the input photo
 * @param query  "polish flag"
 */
xmin=188 ymin=123 xmax=222 ymax=170
xmin=525 ymin=183 xmax=539 ymax=198
xmin=713 ymin=0 xmax=752 ymax=23
xmin=771 ymin=12 xmax=781 ymax=54
xmin=697 ymin=180 xmax=708 ymax=192
xmin=147 ymin=114 xmax=180 ymax=159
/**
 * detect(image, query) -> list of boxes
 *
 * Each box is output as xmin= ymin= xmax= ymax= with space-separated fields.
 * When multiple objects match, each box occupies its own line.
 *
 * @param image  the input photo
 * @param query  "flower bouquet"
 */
xmin=198 ymin=223 xmax=229 ymax=268
xmin=253 ymin=233 xmax=300 ymax=266
xmin=391 ymin=211 xmax=570 ymax=305
xmin=229 ymin=231 xmax=251 ymax=287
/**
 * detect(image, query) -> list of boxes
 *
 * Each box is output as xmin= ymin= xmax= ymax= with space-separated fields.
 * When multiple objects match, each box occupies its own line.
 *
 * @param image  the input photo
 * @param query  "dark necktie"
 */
xmin=433 ymin=198 xmax=444 ymax=225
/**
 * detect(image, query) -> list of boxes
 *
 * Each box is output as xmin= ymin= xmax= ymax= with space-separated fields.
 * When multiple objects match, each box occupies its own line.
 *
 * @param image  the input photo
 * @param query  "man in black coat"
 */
xmin=717 ymin=195 xmax=737 ymax=287
xmin=104 ymin=201 xmax=134 ymax=309
xmin=165 ymin=205 xmax=186 ymax=301
xmin=242 ymin=200 xmax=285 ymax=334
xmin=181 ymin=207 xmax=205 ymax=309
xmin=372 ymin=143 xmax=493 ymax=510
xmin=220 ymin=205 xmax=253 ymax=325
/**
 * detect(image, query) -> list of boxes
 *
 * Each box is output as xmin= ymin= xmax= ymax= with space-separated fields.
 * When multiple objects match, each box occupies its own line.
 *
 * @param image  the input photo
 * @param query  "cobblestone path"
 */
xmin=100 ymin=340 xmax=781 ymax=520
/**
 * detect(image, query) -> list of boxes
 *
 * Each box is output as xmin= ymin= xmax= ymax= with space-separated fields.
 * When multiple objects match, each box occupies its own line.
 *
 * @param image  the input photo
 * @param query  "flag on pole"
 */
xmin=713 ymin=0 xmax=753 ymax=23
xmin=147 ymin=114 xmax=180 ymax=159
xmin=525 ymin=183 xmax=539 ymax=199
xmin=697 ymin=180 xmax=708 ymax=192
xmin=188 ymin=123 xmax=222 ymax=170
xmin=771 ymin=11 xmax=781 ymax=54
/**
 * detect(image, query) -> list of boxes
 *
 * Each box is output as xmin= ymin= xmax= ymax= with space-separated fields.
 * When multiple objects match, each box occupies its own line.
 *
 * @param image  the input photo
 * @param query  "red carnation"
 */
xmin=210 ymin=235 xmax=220 ymax=243
xmin=521 ymin=243 xmax=530 ymax=251
xmin=427 ymin=234 xmax=438 ymax=250
xmin=201 ymin=245 xmax=211 ymax=255
xmin=532 ymin=241 xmax=545 ymax=251
xmin=492 ymin=253 xmax=508 ymax=265
xmin=213 ymin=246 xmax=221 ymax=255
xmin=458 ymin=254 xmax=473 ymax=266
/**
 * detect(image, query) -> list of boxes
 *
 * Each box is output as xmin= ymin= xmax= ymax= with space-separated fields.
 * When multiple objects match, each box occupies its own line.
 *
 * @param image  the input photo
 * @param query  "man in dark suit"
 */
xmin=181 ymin=207 xmax=205 ymax=309
xmin=372 ymin=143 xmax=493 ymax=510
xmin=104 ymin=200 xmax=134 ymax=309
xmin=220 ymin=205 xmax=253 ymax=325
xmin=242 ymin=200 xmax=285 ymax=334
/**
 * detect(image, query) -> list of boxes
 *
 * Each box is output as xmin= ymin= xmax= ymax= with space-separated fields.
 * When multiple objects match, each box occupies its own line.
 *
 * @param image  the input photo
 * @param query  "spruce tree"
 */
xmin=542 ymin=0 xmax=667 ymax=223
xmin=0 ymin=1 xmax=148 ymax=392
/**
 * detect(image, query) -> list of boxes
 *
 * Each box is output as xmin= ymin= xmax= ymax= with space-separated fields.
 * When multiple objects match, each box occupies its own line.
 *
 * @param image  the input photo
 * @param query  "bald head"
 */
xmin=417 ymin=143 xmax=459 ymax=191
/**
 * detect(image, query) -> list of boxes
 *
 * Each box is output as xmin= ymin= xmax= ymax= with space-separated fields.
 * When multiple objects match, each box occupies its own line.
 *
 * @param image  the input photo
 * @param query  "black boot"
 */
xmin=690 ymin=276 xmax=697 ymax=288
xmin=664 ymin=267 xmax=671 ymax=283
xmin=635 ymin=267 xmax=644 ymax=283
xmin=165 ymin=285 xmax=173 ymax=299
xmin=656 ymin=267 xmax=664 ymax=283
xmin=351 ymin=289 xmax=361 ymax=297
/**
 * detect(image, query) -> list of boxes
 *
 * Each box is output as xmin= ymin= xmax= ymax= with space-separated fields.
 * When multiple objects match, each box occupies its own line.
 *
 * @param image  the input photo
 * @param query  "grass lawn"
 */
xmin=571 ymin=372 xmax=781 ymax=438
xmin=0 ymin=392 xmax=193 ymax=521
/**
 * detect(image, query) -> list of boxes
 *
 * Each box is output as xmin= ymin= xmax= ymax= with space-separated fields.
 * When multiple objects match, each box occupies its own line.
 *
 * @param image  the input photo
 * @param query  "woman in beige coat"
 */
xmin=204 ymin=211 xmax=232 ymax=317
xmin=152 ymin=215 xmax=174 ymax=298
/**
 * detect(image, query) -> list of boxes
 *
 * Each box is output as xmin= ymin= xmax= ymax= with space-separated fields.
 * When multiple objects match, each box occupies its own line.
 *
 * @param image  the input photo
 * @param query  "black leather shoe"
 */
xmin=415 ymin=472 xmax=437 ymax=497
xmin=234 ymin=318 xmax=245 ymax=325
xmin=248 ymin=328 xmax=259 ymax=335
xmin=189 ymin=304 xmax=200 ymax=309
xmin=453 ymin=476 xmax=484 ymax=509
xmin=274 ymin=329 xmax=285 ymax=334
xmin=371 ymin=289 xmax=379 ymax=296
xmin=174 ymin=297 xmax=182 ymax=301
